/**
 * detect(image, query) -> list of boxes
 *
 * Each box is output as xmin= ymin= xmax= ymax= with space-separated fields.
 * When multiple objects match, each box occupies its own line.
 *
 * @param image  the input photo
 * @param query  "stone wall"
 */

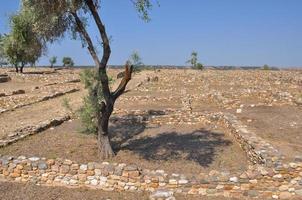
xmin=213 ymin=113 xmax=284 ymax=167
xmin=0 ymin=88 xmax=79 ymax=114
xmin=0 ymin=116 xmax=70 ymax=147
xmin=0 ymin=155 xmax=302 ymax=199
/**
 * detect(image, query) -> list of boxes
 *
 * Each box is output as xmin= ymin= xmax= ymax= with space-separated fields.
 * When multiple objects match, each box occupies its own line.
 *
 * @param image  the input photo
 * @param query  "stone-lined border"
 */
xmin=210 ymin=112 xmax=284 ymax=167
xmin=0 ymin=88 xmax=80 ymax=114
xmin=0 ymin=115 xmax=70 ymax=147
xmin=0 ymin=155 xmax=301 ymax=199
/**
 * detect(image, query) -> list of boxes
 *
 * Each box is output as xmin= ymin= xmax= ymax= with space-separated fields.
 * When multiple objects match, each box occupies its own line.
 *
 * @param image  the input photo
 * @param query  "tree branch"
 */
xmin=71 ymin=12 xmax=100 ymax=67
xmin=85 ymin=0 xmax=112 ymax=102
xmin=112 ymin=63 xmax=133 ymax=100
xmin=85 ymin=0 xmax=111 ymax=70
xmin=71 ymin=10 xmax=111 ymax=103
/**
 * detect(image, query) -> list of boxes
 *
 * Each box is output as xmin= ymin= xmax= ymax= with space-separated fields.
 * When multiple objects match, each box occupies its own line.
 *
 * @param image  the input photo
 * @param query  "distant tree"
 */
xmin=3 ymin=12 xmax=44 ymax=73
xmin=22 ymin=0 xmax=156 ymax=159
xmin=263 ymin=64 xmax=270 ymax=70
xmin=130 ymin=51 xmax=143 ymax=66
xmin=62 ymin=57 xmax=74 ymax=67
xmin=129 ymin=50 xmax=144 ymax=72
xmin=49 ymin=56 xmax=57 ymax=68
xmin=186 ymin=51 xmax=204 ymax=70
xmin=0 ymin=34 xmax=8 ymax=67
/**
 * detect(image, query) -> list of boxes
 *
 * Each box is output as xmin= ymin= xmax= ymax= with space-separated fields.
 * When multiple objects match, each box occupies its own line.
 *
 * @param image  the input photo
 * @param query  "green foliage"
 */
xmin=22 ymin=0 xmax=156 ymax=45
xmin=263 ymin=64 xmax=270 ymax=70
xmin=79 ymin=69 xmax=103 ymax=134
xmin=129 ymin=51 xmax=144 ymax=73
xmin=62 ymin=57 xmax=74 ymax=67
xmin=186 ymin=51 xmax=204 ymax=70
xmin=0 ymin=34 xmax=7 ymax=66
xmin=195 ymin=63 xmax=204 ymax=70
xmin=78 ymin=68 xmax=114 ymax=134
xmin=2 ymin=11 xmax=44 ymax=69
xmin=49 ymin=56 xmax=57 ymax=67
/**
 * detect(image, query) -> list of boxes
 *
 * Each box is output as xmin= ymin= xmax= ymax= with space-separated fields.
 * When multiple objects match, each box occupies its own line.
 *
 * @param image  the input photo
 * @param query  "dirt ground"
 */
xmin=235 ymin=105 xmax=302 ymax=161
xmin=0 ymin=119 xmax=248 ymax=176
xmin=0 ymin=181 xmax=248 ymax=200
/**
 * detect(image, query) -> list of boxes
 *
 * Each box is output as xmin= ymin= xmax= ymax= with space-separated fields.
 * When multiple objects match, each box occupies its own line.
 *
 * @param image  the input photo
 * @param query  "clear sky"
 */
xmin=0 ymin=0 xmax=302 ymax=67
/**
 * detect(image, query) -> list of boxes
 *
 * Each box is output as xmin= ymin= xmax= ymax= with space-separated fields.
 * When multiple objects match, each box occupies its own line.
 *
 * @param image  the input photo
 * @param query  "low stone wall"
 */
xmin=0 ymin=89 xmax=26 ymax=97
xmin=0 ymin=155 xmax=302 ymax=199
xmin=0 ymin=88 xmax=79 ymax=114
xmin=0 ymin=115 xmax=70 ymax=147
xmin=0 ymin=74 xmax=11 ymax=83
xmin=212 ymin=113 xmax=284 ymax=167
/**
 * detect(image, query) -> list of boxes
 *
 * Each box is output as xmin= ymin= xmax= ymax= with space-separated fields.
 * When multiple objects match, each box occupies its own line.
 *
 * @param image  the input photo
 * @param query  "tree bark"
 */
xmin=97 ymin=101 xmax=115 ymax=158
xmin=72 ymin=4 xmax=134 ymax=159
xmin=15 ymin=66 xmax=19 ymax=73
xmin=20 ymin=62 xmax=25 ymax=73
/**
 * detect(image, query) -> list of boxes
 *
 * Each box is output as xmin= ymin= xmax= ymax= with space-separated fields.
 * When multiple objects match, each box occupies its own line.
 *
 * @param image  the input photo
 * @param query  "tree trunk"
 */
xmin=20 ymin=63 xmax=25 ymax=73
xmin=15 ymin=66 xmax=19 ymax=73
xmin=97 ymin=103 xmax=115 ymax=159
xmin=98 ymin=134 xmax=115 ymax=159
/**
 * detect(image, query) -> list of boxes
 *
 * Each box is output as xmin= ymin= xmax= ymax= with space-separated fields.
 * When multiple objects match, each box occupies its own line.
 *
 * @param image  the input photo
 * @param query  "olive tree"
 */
xmin=3 ymin=11 xmax=44 ymax=73
xmin=21 ymin=0 xmax=155 ymax=158
xmin=62 ymin=57 xmax=74 ymax=67
xmin=49 ymin=56 xmax=57 ymax=68
xmin=0 ymin=34 xmax=8 ymax=67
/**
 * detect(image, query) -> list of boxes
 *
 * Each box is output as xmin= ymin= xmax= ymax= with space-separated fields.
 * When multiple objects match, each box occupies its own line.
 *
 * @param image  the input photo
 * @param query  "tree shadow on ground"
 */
xmin=109 ymin=111 xmax=232 ymax=167
xmin=109 ymin=109 xmax=164 ymax=150
xmin=122 ymin=130 xmax=232 ymax=167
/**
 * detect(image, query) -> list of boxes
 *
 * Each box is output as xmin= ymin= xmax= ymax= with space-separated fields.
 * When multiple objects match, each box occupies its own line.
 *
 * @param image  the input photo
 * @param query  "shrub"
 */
xmin=263 ymin=64 xmax=270 ymax=70
xmin=194 ymin=63 xmax=204 ymax=70
xmin=62 ymin=57 xmax=74 ymax=67
xmin=78 ymin=69 xmax=113 ymax=134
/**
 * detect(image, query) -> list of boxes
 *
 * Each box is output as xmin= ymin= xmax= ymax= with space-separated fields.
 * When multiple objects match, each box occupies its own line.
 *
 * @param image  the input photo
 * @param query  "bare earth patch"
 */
xmin=235 ymin=105 xmax=302 ymax=162
xmin=0 ymin=119 xmax=248 ymax=176
xmin=0 ymin=181 xmax=247 ymax=200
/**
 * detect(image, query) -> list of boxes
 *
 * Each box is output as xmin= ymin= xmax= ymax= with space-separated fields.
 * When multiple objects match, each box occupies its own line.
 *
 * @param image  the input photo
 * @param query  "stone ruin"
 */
xmin=0 ymin=74 xmax=11 ymax=83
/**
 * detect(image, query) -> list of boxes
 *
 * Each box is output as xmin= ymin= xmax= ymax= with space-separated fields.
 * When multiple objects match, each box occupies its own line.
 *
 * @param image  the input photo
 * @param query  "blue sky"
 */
xmin=0 ymin=0 xmax=302 ymax=67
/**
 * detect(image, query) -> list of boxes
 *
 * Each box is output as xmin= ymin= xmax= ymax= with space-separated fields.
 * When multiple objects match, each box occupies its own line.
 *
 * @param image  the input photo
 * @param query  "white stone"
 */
xmin=29 ymin=157 xmax=40 ymax=162
xmin=80 ymin=164 xmax=87 ymax=171
xmin=272 ymin=194 xmax=279 ymax=199
xmin=70 ymin=179 xmax=78 ymax=185
xmin=150 ymin=190 xmax=174 ymax=199
xmin=99 ymin=176 xmax=108 ymax=182
xmin=90 ymin=179 xmax=98 ymax=186
xmin=230 ymin=177 xmax=238 ymax=183
xmin=178 ymin=179 xmax=188 ymax=184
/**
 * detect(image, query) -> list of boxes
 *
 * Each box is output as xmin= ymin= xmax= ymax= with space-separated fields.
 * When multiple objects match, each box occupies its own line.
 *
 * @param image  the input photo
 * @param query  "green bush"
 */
xmin=62 ymin=57 xmax=74 ymax=67
xmin=263 ymin=64 xmax=270 ymax=70
xmin=194 ymin=63 xmax=204 ymax=70
xmin=78 ymin=69 xmax=113 ymax=134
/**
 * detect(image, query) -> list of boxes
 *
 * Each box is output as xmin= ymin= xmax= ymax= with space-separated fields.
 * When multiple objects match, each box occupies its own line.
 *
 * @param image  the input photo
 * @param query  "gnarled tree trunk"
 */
xmin=20 ymin=62 xmax=25 ymax=73
xmin=72 ymin=1 xmax=133 ymax=159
